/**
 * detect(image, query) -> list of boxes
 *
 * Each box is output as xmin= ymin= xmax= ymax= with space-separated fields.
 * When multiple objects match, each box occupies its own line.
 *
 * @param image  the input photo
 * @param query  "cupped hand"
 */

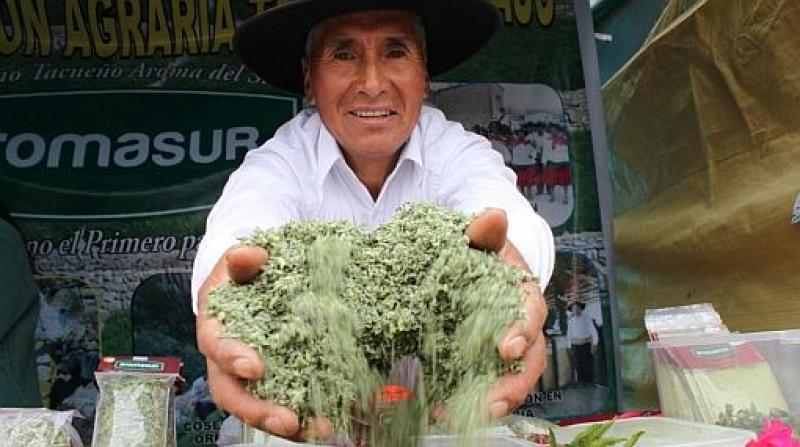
xmin=465 ymin=209 xmax=549 ymax=418
xmin=196 ymin=245 xmax=333 ymax=441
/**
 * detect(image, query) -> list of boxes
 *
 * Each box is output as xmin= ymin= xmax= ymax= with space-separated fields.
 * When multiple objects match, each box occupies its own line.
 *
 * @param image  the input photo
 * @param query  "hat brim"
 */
xmin=234 ymin=0 xmax=500 ymax=94
xmin=567 ymin=301 xmax=586 ymax=310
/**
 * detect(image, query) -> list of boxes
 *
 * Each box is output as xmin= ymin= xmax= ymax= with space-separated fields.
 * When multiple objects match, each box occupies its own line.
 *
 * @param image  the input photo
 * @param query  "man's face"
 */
xmin=303 ymin=10 xmax=429 ymax=163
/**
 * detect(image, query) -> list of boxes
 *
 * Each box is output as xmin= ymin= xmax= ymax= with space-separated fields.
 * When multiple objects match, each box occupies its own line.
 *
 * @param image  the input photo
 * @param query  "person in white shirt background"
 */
xmin=489 ymin=129 xmax=513 ymax=166
xmin=510 ymin=131 xmax=540 ymax=198
xmin=565 ymin=301 xmax=598 ymax=386
xmin=542 ymin=126 xmax=572 ymax=204
xmin=529 ymin=126 xmax=550 ymax=195
xmin=191 ymin=0 xmax=555 ymax=440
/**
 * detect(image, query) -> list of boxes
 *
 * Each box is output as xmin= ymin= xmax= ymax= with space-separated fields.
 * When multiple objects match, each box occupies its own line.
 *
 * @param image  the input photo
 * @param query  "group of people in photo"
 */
xmin=473 ymin=114 xmax=573 ymax=205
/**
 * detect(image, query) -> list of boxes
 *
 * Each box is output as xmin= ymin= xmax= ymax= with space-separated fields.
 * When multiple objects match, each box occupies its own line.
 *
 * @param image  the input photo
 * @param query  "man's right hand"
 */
xmin=196 ymin=245 xmax=333 ymax=441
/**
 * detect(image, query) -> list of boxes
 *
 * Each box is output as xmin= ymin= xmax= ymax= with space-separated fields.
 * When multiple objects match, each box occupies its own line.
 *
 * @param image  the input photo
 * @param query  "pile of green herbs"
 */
xmin=92 ymin=373 xmax=176 ymax=447
xmin=207 ymin=202 xmax=531 ymax=436
xmin=716 ymin=403 xmax=799 ymax=433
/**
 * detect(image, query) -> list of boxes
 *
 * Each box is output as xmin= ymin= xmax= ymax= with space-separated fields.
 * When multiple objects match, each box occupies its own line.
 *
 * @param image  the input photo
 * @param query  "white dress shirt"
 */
xmin=567 ymin=311 xmax=599 ymax=346
xmin=511 ymin=142 xmax=537 ymax=166
xmin=542 ymin=134 xmax=570 ymax=164
xmin=191 ymin=105 xmax=555 ymax=313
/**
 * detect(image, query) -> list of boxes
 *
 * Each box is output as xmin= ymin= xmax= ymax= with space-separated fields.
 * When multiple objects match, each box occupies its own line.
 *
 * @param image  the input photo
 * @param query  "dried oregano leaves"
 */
xmin=0 ymin=410 xmax=76 ymax=447
xmin=92 ymin=373 xmax=177 ymax=447
xmin=207 ymin=202 xmax=533 ymax=433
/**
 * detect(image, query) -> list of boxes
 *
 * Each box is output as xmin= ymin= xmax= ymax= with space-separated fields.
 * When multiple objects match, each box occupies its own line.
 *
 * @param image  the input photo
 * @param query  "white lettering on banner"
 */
xmin=152 ymin=131 xmax=185 ymax=166
xmin=35 ymin=227 xmax=204 ymax=261
xmin=0 ymin=69 xmax=22 ymax=83
xmin=49 ymin=133 xmax=111 ymax=167
xmin=34 ymin=63 xmax=125 ymax=80
xmin=3 ymin=132 xmax=46 ymax=167
xmin=189 ymin=130 xmax=222 ymax=164
xmin=2 ymin=127 xmax=260 ymax=168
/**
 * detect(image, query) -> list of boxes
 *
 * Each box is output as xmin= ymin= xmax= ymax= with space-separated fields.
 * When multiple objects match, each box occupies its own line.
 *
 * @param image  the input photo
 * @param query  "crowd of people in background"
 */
xmin=472 ymin=111 xmax=573 ymax=206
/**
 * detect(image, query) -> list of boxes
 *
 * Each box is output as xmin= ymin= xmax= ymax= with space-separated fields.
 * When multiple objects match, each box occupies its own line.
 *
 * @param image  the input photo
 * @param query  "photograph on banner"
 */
xmin=430 ymin=82 xmax=575 ymax=227
xmin=512 ymin=250 xmax=614 ymax=419
xmin=430 ymin=79 xmax=614 ymax=421
xmin=34 ymin=276 xmax=100 ymax=440
xmin=22 ymin=220 xmax=216 ymax=444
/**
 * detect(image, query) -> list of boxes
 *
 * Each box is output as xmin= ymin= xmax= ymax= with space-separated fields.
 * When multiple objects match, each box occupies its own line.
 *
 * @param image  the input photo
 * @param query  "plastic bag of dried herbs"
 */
xmin=0 ymin=408 xmax=83 ymax=447
xmin=92 ymin=372 xmax=178 ymax=447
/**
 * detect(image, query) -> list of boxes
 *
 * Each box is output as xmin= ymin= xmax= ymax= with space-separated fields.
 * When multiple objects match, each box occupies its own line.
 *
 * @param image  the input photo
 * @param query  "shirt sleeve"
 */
xmin=191 ymin=149 xmax=303 ymax=314
xmin=437 ymin=131 xmax=555 ymax=290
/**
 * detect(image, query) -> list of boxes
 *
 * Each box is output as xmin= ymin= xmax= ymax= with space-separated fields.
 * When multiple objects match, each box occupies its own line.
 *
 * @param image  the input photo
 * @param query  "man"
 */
xmin=489 ymin=130 xmax=512 ymax=166
xmin=193 ymin=0 xmax=555 ymax=440
xmin=529 ymin=126 xmax=549 ymax=195
xmin=542 ymin=126 xmax=571 ymax=204
xmin=566 ymin=300 xmax=598 ymax=385
xmin=510 ymin=130 xmax=539 ymax=198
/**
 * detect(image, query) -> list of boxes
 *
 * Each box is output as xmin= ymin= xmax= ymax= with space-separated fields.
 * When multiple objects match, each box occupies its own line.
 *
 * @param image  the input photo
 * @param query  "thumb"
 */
xmin=226 ymin=245 xmax=269 ymax=284
xmin=465 ymin=208 xmax=508 ymax=253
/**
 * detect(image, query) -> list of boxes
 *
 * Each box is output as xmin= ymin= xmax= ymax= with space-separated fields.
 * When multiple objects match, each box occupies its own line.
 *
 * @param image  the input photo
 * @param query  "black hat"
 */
xmin=567 ymin=300 xmax=586 ymax=311
xmin=233 ymin=0 xmax=500 ymax=94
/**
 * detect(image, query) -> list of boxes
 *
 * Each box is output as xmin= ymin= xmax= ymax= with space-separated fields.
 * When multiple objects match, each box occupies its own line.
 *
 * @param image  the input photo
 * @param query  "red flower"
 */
xmin=746 ymin=420 xmax=800 ymax=447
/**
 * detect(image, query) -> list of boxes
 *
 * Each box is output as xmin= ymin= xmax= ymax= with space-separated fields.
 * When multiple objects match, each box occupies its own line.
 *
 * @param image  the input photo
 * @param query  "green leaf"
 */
xmin=549 ymin=427 xmax=559 ymax=447
xmin=623 ymin=431 xmax=645 ymax=447
xmin=564 ymin=421 xmax=644 ymax=447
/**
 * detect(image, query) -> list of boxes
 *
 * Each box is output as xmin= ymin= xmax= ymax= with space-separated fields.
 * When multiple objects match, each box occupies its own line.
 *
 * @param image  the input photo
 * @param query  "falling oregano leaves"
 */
xmin=206 ymin=202 xmax=533 ymax=435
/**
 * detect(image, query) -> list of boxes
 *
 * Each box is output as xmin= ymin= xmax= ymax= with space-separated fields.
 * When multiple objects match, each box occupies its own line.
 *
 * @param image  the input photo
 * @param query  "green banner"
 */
xmin=2 ymin=90 xmax=295 ymax=215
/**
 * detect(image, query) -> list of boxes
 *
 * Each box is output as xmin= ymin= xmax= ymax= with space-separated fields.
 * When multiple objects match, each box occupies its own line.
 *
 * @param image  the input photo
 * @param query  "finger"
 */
xmin=497 ymin=240 xmax=532 ymax=274
xmin=430 ymin=405 xmax=445 ymax=423
xmin=487 ymin=335 xmax=547 ymax=418
xmin=206 ymin=360 xmax=301 ymax=438
xmin=198 ymin=320 xmax=265 ymax=380
xmin=196 ymin=245 xmax=265 ymax=316
xmin=498 ymin=282 xmax=547 ymax=361
xmin=227 ymin=245 xmax=269 ymax=284
xmin=195 ymin=245 xmax=268 ymax=380
xmin=299 ymin=417 xmax=335 ymax=442
xmin=465 ymin=208 xmax=508 ymax=253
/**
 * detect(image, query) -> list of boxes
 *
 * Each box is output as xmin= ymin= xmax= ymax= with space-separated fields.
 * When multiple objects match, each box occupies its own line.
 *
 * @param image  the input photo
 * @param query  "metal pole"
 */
xmin=573 ymin=0 xmax=623 ymax=413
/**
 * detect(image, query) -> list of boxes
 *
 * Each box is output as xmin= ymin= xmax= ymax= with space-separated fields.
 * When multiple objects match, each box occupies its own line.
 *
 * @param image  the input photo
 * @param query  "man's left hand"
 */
xmin=466 ymin=209 xmax=548 ymax=419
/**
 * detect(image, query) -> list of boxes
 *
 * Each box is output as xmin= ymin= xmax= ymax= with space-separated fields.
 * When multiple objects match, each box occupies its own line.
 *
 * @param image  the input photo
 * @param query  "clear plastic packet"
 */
xmin=0 ymin=408 xmax=83 ymax=447
xmin=91 ymin=356 xmax=182 ymax=447
xmin=644 ymin=303 xmax=728 ymax=341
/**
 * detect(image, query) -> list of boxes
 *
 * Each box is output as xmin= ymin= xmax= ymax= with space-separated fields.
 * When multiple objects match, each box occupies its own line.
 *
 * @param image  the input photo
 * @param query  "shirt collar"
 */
xmin=315 ymin=112 xmax=425 ymax=183
xmin=400 ymin=125 xmax=423 ymax=171
xmin=315 ymin=115 xmax=342 ymax=182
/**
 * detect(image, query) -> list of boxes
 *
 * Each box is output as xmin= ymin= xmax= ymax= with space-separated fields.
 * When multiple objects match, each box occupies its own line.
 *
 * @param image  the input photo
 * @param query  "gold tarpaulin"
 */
xmin=603 ymin=0 xmax=800 ymax=408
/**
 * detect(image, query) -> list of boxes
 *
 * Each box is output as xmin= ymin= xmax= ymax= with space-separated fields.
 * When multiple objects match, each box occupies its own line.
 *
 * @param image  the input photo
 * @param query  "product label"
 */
xmin=114 ymin=359 xmax=165 ymax=372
